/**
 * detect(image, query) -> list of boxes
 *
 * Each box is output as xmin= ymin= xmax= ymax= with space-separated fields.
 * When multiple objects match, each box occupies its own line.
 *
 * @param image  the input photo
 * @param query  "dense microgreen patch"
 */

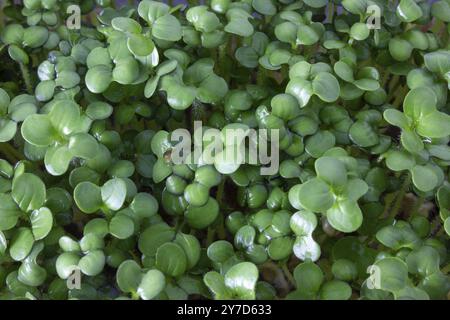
xmin=0 ymin=0 xmax=449 ymax=301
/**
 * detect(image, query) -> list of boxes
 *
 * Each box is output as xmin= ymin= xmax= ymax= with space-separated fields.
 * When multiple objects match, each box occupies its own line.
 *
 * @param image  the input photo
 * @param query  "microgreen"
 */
xmin=0 ymin=0 xmax=448 ymax=301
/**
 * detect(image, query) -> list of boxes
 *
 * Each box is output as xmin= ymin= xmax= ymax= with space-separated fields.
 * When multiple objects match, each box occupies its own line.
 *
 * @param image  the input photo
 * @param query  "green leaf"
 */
xmin=160 ymin=76 xmax=197 ymax=110
xmin=297 ymin=25 xmax=320 ymax=46
xmin=383 ymin=109 xmax=410 ymax=129
xmin=416 ymin=111 xmax=450 ymax=138
xmin=111 ymin=17 xmax=142 ymax=34
xmin=138 ymin=224 xmax=175 ymax=257
xmin=68 ymin=133 xmax=99 ymax=159
xmin=350 ymin=22 xmax=370 ymax=41
xmin=271 ymin=93 xmax=300 ymax=121
xmin=116 ymin=260 xmax=142 ymax=293
xmin=144 ymin=75 xmax=160 ymax=98
xmin=403 ymin=87 xmax=436 ymax=121
xmin=334 ymin=60 xmax=354 ymax=82
xmin=84 ymin=218 xmax=108 ymax=238
xmin=332 ymin=259 xmax=358 ymax=281
xmin=267 ymin=237 xmax=293 ymax=260
xmin=235 ymin=225 xmax=256 ymax=249
xmin=112 ymin=57 xmax=140 ymax=85
xmin=204 ymin=271 xmax=230 ymax=299
xmin=127 ymin=34 xmax=154 ymax=57
xmin=207 ymin=240 xmax=235 ymax=263
xmin=419 ymin=271 xmax=450 ymax=299
xmin=411 ymin=165 xmax=438 ymax=192
xmin=101 ymin=178 xmax=127 ymax=211
xmin=9 ymin=227 xmax=34 ymax=261
xmin=8 ymin=45 xmax=29 ymax=64
xmin=174 ymin=233 xmax=201 ymax=269
xmin=395 ymin=285 xmax=430 ymax=300
xmin=78 ymin=250 xmax=105 ymax=276
xmin=138 ymin=269 xmax=166 ymax=300
xmin=290 ymin=210 xmax=317 ymax=236
xmin=185 ymin=197 xmax=219 ymax=229
xmin=30 ymin=207 xmax=53 ymax=240
xmin=55 ymin=252 xmax=80 ymax=279
xmin=0 ymin=119 xmax=17 ymax=142
xmin=184 ymin=183 xmax=209 ymax=207
xmin=252 ymin=0 xmax=276 ymax=15
xmin=0 ymin=231 xmax=6 ymax=255
xmin=139 ymin=0 xmax=170 ymax=24
xmin=304 ymin=0 xmax=328 ymax=8
xmin=274 ymin=22 xmax=297 ymax=44
xmin=349 ymin=121 xmax=379 ymax=147
xmin=73 ymin=182 xmax=102 ymax=214
xmin=319 ymin=280 xmax=352 ymax=300
xmin=315 ymin=157 xmax=347 ymax=188
xmin=85 ymin=102 xmax=113 ymax=120
xmin=85 ymin=65 xmax=112 ymax=93
xmin=341 ymin=178 xmax=368 ymax=201
xmin=406 ymin=246 xmax=440 ymax=277
xmin=225 ymin=9 xmax=254 ymax=37
xmin=445 ymin=217 xmax=450 ymax=236
xmin=224 ymin=262 xmax=258 ymax=299
xmin=376 ymin=222 xmax=421 ymax=250
xmin=373 ymin=257 xmax=408 ymax=292
xmin=0 ymin=193 xmax=21 ymax=230
xmin=292 ymin=178 xmax=334 ymax=213
xmin=1 ymin=24 xmax=24 ymax=45
xmin=12 ymin=173 xmax=46 ymax=212
xmin=385 ymin=150 xmax=416 ymax=171
xmin=155 ymin=242 xmax=187 ymax=277
xmin=79 ymin=233 xmax=104 ymax=252
xmin=293 ymin=262 xmax=324 ymax=294
xmin=49 ymin=100 xmax=81 ymax=137
xmin=130 ymin=193 xmax=159 ymax=219
xmin=353 ymin=78 xmax=379 ymax=91
xmin=23 ymin=26 xmax=48 ymax=48
xmin=312 ymin=72 xmax=340 ymax=103
xmin=305 ymin=130 xmax=336 ymax=158
xmin=152 ymin=14 xmax=182 ymax=42
xmin=109 ymin=214 xmax=134 ymax=239
xmin=286 ymin=77 xmax=313 ymax=108
xmin=326 ymin=199 xmax=363 ymax=233
xmin=293 ymin=235 xmax=321 ymax=262
xmin=389 ymin=37 xmax=413 ymax=62
xmin=17 ymin=243 xmax=47 ymax=287
xmin=397 ymin=0 xmax=423 ymax=22
xmin=21 ymin=114 xmax=55 ymax=147
xmin=432 ymin=1 xmax=450 ymax=22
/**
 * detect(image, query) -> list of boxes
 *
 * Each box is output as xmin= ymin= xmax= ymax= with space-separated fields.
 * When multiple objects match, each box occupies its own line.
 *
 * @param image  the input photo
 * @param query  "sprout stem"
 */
xmin=389 ymin=173 xmax=411 ymax=220
xmin=410 ymin=195 xmax=425 ymax=218
xmin=0 ymin=142 xmax=24 ymax=163
xmin=19 ymin=63 xmax=33 ymax=95
xmin=206 ymin=227 xmax=215 ymax=246
xmin=216 ymin=178 xmax=227 ymax=239
xmin=442 ymin=263 xmax=450 ymax=274
xmin=281 ymin=262 xmax=296 ymax=288
xmin=392 ymin=86 xmax=409 ymax=108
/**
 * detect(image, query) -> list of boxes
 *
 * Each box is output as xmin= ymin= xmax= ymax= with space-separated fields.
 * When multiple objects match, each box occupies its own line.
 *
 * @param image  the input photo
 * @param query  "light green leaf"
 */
xmin=224 ymin=262 xmax=258 ymax=299
xmin=12 ymin=173 xmax=46 ymax=212
xmin=30 ymin=207 xmax=53 ymax=240
xmin=138 ymin=269 xmax=166 ymax=300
